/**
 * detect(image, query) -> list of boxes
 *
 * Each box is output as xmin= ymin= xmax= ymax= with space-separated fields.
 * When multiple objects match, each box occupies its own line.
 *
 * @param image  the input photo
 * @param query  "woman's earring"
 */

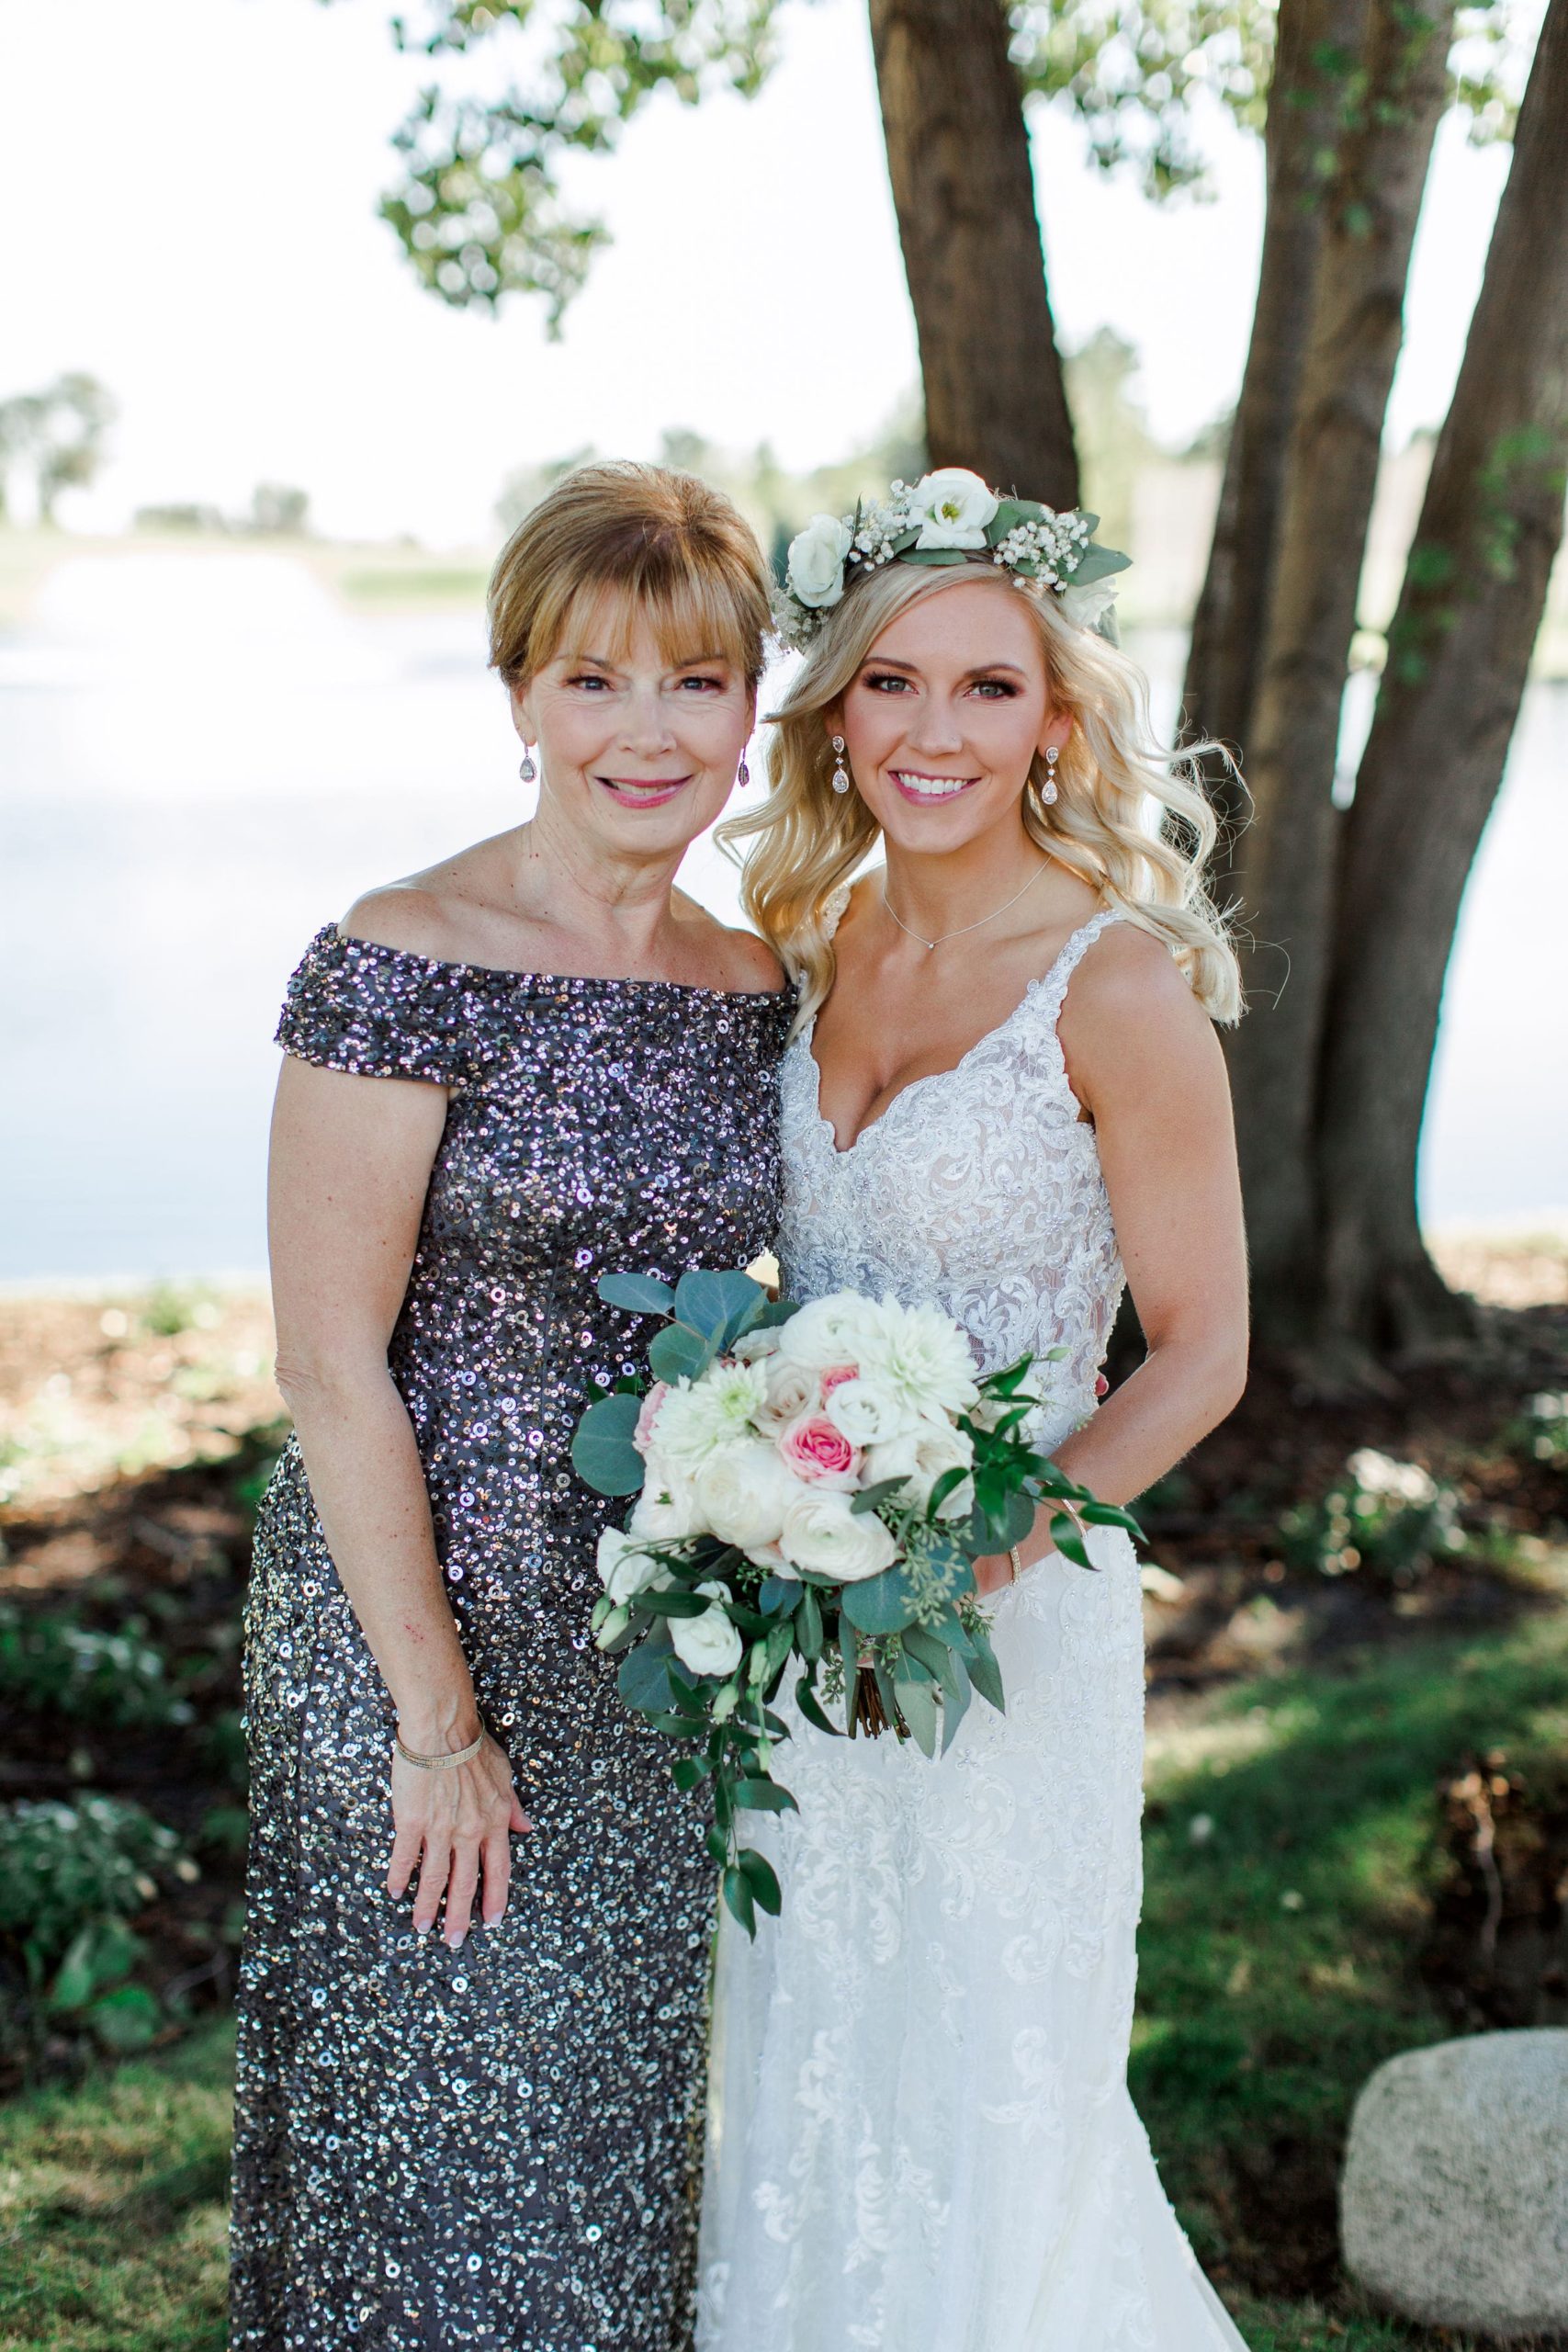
xmin=738 ymin=755 xmax=750 ymax=789
xmin=519 ymin=749 xmax=537 ymax=784
xmin=1042 ymin=745 xmax=1059 ymax=807
xmin=830 ymin=736 xmax=851 ymax=796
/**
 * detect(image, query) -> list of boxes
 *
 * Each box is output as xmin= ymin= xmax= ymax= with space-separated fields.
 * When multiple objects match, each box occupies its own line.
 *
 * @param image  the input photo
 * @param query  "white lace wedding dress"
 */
xmin=696 ymin=909 xmax=1247 ymax=2352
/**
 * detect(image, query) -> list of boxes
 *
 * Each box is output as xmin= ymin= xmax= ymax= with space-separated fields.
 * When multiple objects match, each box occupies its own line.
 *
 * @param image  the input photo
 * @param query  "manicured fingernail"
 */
xmin=446 ymin=1931 xmax=466 ymax=1950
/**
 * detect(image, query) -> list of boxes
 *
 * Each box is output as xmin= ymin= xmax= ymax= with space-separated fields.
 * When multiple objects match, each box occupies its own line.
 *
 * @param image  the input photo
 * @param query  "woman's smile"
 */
xmin=596 ymin=771 xmax=696 ymax=808
xmin=888 ymin=769 xmax=982 ymax=805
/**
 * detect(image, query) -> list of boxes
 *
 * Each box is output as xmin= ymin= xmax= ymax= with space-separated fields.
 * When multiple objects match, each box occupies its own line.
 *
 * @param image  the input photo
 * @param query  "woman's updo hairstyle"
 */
xmin=488 ymin=460 xmax=773 ymax=692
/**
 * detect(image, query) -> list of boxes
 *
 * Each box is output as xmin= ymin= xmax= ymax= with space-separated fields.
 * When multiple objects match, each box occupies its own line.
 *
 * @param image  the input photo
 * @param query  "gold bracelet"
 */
xmin=393 ymin=1729 xmax=485 ymax=1770
xmin=1009 ymin=1544 xmax=1023 ymax=1582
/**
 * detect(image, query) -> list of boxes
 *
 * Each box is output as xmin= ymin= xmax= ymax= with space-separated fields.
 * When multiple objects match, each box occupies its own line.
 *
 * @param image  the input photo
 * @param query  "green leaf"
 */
xmin=758 ymin=1574 xmax=798 ymax=1616
xmin=852 ymin=1478 xmax=909 ymax=1516
xmin=597 ymin=1271 xmax=675 ymax=1317
xmin=1066 ymin=545 xmax=1132 ymax=585
xmin=722 ymin=1866 xmax=757 ymax=1938
xmin=649 ymin=1322 xmax=713 ymax=1384
xmin=840 ymin=1570 xmax=919 ymax=1636
xmin=900 ymin=1624 xmax=954 ymax=1681
xmin=673 ymin=1268 xmax=765 ymax=1345
xmin=893 ymin=1670 xmax=939 ymax=1758
xmin=671 ymin=1756 xmax=709 ymax=1792
xmin=734 ymin=1777 xmax=798 ymax=1813
xmin=705 ymin=1824 xmax=730 ymax=1864
xmin=926 ymin=1465 xmax=969 ymax=1520
xmin=616 ymin=1635 xmax=679 ymax=1715
xmin=737 ymin=1846 xmax=783 ymax=1916
xmin=795 ymin=1585 xmax=823 ymax=1662
xmin=899 ymin=547 xmax=972 ymax=567
xmin=795 ymin=1669 xmax=842 ymax=1737
xmin=570 ymin=1393 xmax=646 ymax=1495
xmin=966 ymin=1634 xmax=1006 ymax=1713
xmin=753 ymin=1298 xmax=800 ymax=1329
xmin=938 ymin=1652 xmax=972 ymax=1753
xmin=639 ymin=1586 xmax=719 ymax=1620
xmin=50 ymin=1918 xmax=141 ymax=2014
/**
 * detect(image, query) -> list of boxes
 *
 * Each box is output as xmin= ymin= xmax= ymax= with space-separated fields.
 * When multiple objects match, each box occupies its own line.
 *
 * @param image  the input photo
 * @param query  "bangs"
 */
xmin=541 ymin=557 xmax=766 ymax=684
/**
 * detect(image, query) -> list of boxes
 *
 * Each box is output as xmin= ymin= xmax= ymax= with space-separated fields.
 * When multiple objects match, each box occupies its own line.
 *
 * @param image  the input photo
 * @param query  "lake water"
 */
xmin=2 ymin=548 xmax=1563 ymax=1283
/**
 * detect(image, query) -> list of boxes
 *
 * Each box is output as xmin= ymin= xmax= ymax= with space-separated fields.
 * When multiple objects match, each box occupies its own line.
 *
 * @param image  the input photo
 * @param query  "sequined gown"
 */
xmin=231 ymin=924 xmax=793 ymax=2352
xmin=697 ymin=910 xmax=1247 ymax=2351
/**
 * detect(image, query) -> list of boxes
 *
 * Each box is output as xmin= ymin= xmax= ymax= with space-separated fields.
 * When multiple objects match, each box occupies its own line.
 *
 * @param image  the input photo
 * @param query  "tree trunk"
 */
xmin=1180 ymin=0 xmax=1370 ymax=854
xmin=1223 ymin=0 xmax=1458 ymax=1344
xmin=1312 ymin=0 xmax=1568 ymax=1356
xmin=867 ymin=0 xmax=1077 ymax=505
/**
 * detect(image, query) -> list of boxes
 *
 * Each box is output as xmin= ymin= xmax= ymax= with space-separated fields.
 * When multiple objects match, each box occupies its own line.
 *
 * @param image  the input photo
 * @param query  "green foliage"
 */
xmin=0 ymin=1607 xmax=193 ymax=1730
xmin=0 ymin=1797 xmax=186 ymax=1975
xmin=0 ymin=371 xmax=115 ymax=525
xmin=1506 ymin=1388 xmax=1568 ymax=1472
xmin=1278 ymin=1447 xmax=1470 ymax=1585
xmin=349 ymin=0 xmax=1524 ymax=326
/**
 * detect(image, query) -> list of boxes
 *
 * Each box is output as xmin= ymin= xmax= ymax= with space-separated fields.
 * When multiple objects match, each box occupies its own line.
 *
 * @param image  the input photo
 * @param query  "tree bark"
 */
xmin=1223 ymin=0 xmax=1458 ymax=1344
xmin=1180 ymin=0 xmax=1370 ymax=854
xmin=867 ymin=0 xmax=1077 ymax=505
xmin=1312 ymin=0 xmax=1568 ymax=1355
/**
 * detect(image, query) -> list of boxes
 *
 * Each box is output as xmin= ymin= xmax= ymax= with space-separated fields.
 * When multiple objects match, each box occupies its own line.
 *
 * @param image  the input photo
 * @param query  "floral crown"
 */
xmin=777 ymin=467 xmax=1131 ymax=653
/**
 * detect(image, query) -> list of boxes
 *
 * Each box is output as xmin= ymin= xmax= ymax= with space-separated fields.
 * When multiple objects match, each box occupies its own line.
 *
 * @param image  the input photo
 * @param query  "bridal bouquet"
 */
xmin=571 ymin=1268 xmax=1138 ymax=1933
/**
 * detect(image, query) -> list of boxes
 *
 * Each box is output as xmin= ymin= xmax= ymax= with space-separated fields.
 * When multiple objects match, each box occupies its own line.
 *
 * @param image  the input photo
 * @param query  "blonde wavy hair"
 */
xmin=720 ymin=560 xmax=1242 ymax=1027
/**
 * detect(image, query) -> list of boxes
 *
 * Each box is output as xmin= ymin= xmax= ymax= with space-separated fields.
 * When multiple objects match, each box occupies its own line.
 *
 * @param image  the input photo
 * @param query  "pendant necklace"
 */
xmin=881 ymin=856 xmax=1051 ymax=953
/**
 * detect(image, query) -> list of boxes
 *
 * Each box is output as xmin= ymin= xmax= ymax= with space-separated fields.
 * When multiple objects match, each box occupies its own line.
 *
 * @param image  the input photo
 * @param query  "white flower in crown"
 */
xmin=785 ymin=513 xmax=853 ymax=610
xmin=909 ymin=468 xmax=1000 ymax=549
xmin=1058 ymin=575 xmax=1121 ymax=633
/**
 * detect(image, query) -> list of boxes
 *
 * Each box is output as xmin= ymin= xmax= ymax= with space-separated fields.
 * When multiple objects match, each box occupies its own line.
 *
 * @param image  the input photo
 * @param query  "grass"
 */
xmin=0 ymin=2021 xmax=232 ymax=2350
xmin=1138 ymin=1607 xmax=1568 ymax=2342
xmin=2 ymin=1617 xmax=1564 ymax=2346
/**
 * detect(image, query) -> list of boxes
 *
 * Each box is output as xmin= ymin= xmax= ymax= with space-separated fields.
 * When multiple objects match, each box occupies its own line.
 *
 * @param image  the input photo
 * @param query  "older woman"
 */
xmin=230 ymin=463 xmax=790 ymax=2350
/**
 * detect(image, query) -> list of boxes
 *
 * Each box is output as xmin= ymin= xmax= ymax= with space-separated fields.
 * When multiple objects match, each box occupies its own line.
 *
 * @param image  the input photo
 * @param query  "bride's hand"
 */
xmin=387 ymin=1732 xmax=533 ymax=1947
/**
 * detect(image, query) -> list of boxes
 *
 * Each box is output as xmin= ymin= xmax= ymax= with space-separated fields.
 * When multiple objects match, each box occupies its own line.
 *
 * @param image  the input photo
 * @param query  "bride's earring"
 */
xmin=830 ymin=736 xmax=851 ymax=796
xmin=519 ymin=748 xmax=537 ymax=784
xmin=738 ymin=754 xmax=750 ymax=788
xmin=1042 ymin=745 xmax=1059 ymax=807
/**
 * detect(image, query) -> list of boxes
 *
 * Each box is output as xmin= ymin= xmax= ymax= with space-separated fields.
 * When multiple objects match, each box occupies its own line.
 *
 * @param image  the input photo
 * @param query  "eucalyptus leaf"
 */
xmin=939 ymin=1652 xmax=972 ymax=1754
xmin=649 ymin=1322 xmax=712 ymax=1385
xmin=893 ymin=1671 xmax=939 ymax=1758
xmin=852 ymin=1479 xmax=908 ymax=1517
xmin=966 ymin=1636 xmax=1005 ymax=1713
xmin=1066 ymin=545 xmax=1132 ymax=585
xmin=900 ymin=547 xmax=972 ymax=568
xmin=795 ymin=1585 xmax=823 ymax=1662
xmin=840 ymin=1569 xmax=919 ymax=1636
xmin=795 ymin=1670 xmax=841 ymax=1738
xmin=758 ymin=1575 xmax=798 ymax=1616
xmin=734 ymin=1778 xmax=798 ymax=1814
xmin=721 ymin=1866 xmax=757 ymax=1938
xmin=596 ymin=1271 xmax=676 ymax=1317
xmin=737 ymin=1846 xmax=783 ymax=1916
xmin=570 ymin=1393 xmax=646 ymax=1496
xmin=673 ymin=1268 xmax=766 ymax=1345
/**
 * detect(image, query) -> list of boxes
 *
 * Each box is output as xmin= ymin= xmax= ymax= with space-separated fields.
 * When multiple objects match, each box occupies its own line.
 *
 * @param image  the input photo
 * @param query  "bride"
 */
xmin=697 ymin=473 xmax=1251 ymax=2349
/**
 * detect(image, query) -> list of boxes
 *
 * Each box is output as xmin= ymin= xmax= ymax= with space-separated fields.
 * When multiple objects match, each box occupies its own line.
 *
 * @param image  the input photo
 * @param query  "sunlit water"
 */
xmin=2 ymin=550 xmax=1563 ymax=1283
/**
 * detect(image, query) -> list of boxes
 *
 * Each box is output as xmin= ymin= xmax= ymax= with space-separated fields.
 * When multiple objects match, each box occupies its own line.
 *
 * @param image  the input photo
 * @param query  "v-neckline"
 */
xmin=805 ymin=910 xmax=1112 ymax=1158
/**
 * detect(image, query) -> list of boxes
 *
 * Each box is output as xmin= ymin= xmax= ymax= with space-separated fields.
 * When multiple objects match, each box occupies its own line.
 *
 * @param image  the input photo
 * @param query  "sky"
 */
xmin=0 ymin=0 xmax=1524 ymax=548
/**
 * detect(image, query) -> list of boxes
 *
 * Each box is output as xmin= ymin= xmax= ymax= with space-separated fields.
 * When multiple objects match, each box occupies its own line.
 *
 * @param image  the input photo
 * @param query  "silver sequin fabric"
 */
xmin=230 ymin=924 xmax=792 ymax=2352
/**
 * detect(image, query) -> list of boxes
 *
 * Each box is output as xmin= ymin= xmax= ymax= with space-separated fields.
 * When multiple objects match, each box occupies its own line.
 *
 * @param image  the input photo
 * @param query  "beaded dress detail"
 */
xmin=696 ymin=909 xmax=1247 ymax=2352
xmin=231 ymin=924 xmax=793 ymax=2352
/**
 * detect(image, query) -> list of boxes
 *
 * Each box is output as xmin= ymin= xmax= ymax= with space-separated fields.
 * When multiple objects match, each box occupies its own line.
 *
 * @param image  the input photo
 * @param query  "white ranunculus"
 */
xmin=857 ymin=1298 xmax=980 ymax=1421
xmin=823 ymin=1374 xmax=917 ymax=1449
xmin=777 ymin=1488 xmax=898 ymax=1584
xmin=910 ymin=467 xmax=999 ymax=550
xmin=694 ymin=1440 xmax=800 ymax=1549
xmin=865 ymin=1415 xmax=975 ymax=1517
xmin=774 ymin=1292 xmax=882 ymax=1376
xmin=1057 ymin=576 xmax=1119 ymax=634
xmin=651 ymin=1360 xmax=768 ymax=1474
xmin=594 ymin=1526 xmax=669 ymax=1604
xmin=786 ymin=514 xmax=853 ymax=610
xmin=730 ymin=1324 xmax=784 ymax=1365
xmin=630 ymin=1462 xmax=700 ymax=1542
xmin=670 ymin=1582 xmax=745 ymax=1679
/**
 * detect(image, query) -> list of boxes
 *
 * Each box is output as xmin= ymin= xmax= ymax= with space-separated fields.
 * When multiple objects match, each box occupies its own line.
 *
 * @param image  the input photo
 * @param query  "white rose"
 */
xmin=910 ymin=468 xmax=999 ymax=550
xmin=670 ymin=1582 xmax=745 ymax=1679
xmin=865 ymin=1415 xmax=975 ymax=1517
xmin=786 ymin=513 xmax=853 ymax=609
xmin=1057 ymin=576 xmax=1119 ymax=634
xmin=595 ymin=1526 xmax=669 ymax=1604
xmin=778 ymin=1489 xmax=898 ymax=1583
xmin=755 ymin=1356 xmax=822 ymax=1435
xmin=858 ymin=1298 xmax=979 ymax=1421
xmin=694 ymin=1440 xmax=800 ymax=1550
xmin=652 ymin=1361 xmax=768 ymax=1473
xmin=823 ymin=1374 xmax=917 ymax=1449
xmin=730 ymin=1324 xmax=784 ymax=1364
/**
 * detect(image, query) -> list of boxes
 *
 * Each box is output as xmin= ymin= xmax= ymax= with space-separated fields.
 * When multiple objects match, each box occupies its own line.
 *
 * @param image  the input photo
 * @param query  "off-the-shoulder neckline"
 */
xmin=319 ymin=922 xmax=793 ymax=1005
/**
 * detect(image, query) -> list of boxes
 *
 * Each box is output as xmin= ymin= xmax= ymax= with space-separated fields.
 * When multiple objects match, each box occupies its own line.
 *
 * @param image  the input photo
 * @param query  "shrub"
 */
xmin=1506 ymin=1389 xmax=1568 ymax=1475
xmin=0 ymin=1603 xmax=194 ymax=1727
xmin=1279 ymin=1449 xmax=1469 ymax=1586
xmin=0 ymin=1796 xmax=185 ymax=1974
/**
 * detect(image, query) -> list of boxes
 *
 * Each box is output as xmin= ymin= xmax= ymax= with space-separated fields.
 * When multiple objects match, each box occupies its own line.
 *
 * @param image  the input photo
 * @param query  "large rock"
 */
xmin=1341 ymin=2029 xmax=1568 ymax=2338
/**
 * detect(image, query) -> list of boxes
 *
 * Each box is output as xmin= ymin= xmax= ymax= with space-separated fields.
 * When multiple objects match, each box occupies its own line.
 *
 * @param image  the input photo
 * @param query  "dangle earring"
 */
xmin=1041 ymin=744 xmax=1059 ymax=807
xmin=519 ymin=748 xmax=537 ymax=784
xmin=830 ymin=736 xmax=851 ymax=796
xmin=738 ymin=754 xmax=750 ymax=788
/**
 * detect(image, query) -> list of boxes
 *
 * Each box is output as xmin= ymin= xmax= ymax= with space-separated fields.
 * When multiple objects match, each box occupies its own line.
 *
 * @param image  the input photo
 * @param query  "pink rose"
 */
xmin=778 ymin=1414 xmax=862 ymax=1489
xmin=819 ymin=1364 xmax=859 ymax=1400
xmin=634 ymin=1381 xmax=671 ymax=1454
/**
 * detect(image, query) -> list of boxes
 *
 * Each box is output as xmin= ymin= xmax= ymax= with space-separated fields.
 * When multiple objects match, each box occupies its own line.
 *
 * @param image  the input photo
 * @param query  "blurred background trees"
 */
xmin=344 ymin=0 xmax=1562 ymax=1381
xmin=0 ymin=375 xmax=116 ymax=527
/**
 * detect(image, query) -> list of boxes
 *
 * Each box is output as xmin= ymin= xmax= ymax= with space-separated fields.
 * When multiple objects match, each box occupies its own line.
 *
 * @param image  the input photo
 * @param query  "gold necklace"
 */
xmin=881 ymin=858 xmax=1050 ymax=953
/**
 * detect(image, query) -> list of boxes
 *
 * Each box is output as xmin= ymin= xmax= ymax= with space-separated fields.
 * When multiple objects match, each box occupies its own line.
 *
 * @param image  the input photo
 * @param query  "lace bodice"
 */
xmin=778 ymin=907 xmax=1126 ymax=1449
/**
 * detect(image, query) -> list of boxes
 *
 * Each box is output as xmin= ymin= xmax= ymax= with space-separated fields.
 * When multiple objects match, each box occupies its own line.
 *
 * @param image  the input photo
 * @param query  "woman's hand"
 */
xmin=387 ymin=1734 xmax=534 ymax=1946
